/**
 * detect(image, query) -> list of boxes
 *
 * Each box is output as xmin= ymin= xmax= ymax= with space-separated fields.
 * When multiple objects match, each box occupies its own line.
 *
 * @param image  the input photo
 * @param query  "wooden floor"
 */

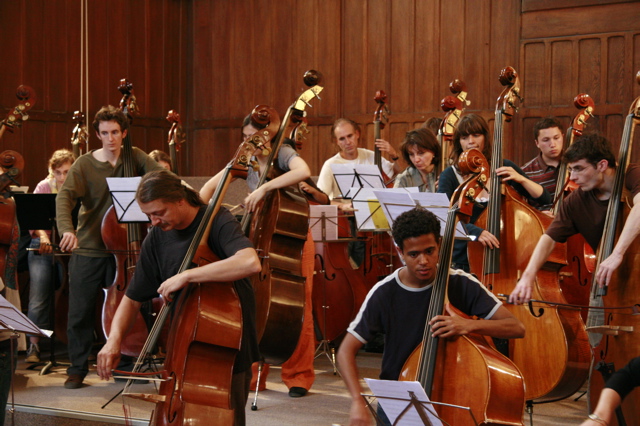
xmin=4 ymin=343 xmax=591 ymax=425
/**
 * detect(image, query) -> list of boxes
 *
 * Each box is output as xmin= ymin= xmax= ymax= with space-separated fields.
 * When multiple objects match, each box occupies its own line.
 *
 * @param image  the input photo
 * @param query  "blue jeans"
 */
xmin=0 ymin=338 xmax=17 ymax=426
xmin=27 ymin=238 xmax=63 ymax=335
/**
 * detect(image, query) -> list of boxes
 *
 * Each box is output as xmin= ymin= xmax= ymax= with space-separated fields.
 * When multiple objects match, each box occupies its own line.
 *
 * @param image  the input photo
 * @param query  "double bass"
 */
xmin=362 ymin=90 xmax=401 ymax=287
xmin=0 ymin=151 xmax=24 ymax=282
xmin=240 ymin=70 xmax=322 ymax=364
xmin=588 ymin=71 xmax=640 ymax=426
xmin=373 ymin=90 xmax=392 ymax=185
xmin=468 ymin=66 xmax=590 ymax=402
xmin=401 ymin=148 xmax=525 ymax=426
xmin=101 ymin=79 xmax=152 ymax=356
xmin=126 ymin=105 xmax=280 ymax=425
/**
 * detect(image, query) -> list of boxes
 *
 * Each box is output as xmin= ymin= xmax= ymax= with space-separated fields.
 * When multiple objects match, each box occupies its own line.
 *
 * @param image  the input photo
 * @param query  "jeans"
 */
xmin=27 ymin=238 xmax=63 ymax=335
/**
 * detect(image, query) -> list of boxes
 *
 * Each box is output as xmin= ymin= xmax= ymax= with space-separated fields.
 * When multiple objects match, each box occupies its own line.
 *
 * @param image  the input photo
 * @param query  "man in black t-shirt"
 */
xmin=337 ymin=207 xmax=525 ymax=426
xmin=96 ymin=170 xmax=261 ymax=426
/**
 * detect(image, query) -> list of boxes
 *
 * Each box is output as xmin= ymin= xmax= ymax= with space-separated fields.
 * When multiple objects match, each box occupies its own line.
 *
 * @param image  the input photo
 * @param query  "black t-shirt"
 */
xmin=348 ymin=268 xmax=502 ymax=380
xmin=126 ymin=206 xmax=259 ymax=373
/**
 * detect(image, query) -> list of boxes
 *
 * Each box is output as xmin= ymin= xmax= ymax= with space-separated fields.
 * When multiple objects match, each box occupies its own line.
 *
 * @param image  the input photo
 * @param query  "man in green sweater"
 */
xmin=56 ymin=105 xmax=164 ymax=389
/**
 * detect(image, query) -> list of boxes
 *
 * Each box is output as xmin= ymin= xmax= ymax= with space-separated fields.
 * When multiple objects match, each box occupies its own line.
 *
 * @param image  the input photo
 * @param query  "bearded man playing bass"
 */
xmin=97 ymin=170 xmax=261 ymax=426
xmin=337 ymin=207 xmax=525 ymax=426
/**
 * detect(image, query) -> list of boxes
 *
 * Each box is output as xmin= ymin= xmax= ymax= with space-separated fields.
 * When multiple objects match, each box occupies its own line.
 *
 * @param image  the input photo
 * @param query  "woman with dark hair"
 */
xmin=437 ymin=113 xmax=550 ymax=272
xmin=393 ymin=128 xmax=440 ymax=192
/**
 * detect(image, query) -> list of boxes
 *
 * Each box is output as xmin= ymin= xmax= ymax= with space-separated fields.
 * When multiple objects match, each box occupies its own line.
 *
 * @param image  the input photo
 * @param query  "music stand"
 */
xmin=1 ymin=293 xmax=48 ymax=422
xmin=106 ymin=177 xmax=149 ymax=223
xmin=309 ymin=206 xmax=342 ymax=374
xmin=363 ymin=378 xmax=480 ymax=425
xmin=13 ymin=193 xmax=71 ymax=375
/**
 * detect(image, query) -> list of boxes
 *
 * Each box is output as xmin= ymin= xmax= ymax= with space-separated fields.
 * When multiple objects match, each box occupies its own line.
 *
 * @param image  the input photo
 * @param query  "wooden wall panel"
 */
xmin=578 ymin=38 xmax=603 ymax=103
xmin=0 ymin=0 xmax=187 ymax=189
xmin=2 ymin=0 xmax=640 ymax=188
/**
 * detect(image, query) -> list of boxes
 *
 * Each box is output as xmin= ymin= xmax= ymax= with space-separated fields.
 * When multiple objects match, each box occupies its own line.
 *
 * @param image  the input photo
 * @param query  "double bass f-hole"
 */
xmin=314 ymin=253 xmax=335 ymax=281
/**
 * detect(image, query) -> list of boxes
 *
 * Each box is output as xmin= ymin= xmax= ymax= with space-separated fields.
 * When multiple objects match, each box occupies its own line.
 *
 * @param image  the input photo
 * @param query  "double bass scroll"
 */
xmin=437 ymin=79 xmax=471 ymax=176
xmin=70 ymin=111 xmax=88 ymax=158
xmin=166 ymin=110 xmax=186 ymax=175
xmin=0 ymin=85 xmax=36 ymax=141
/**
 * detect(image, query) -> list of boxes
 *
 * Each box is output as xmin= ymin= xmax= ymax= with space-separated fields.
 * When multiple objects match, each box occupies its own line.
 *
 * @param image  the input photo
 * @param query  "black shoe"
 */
xmin=64 ymin=374 xmax=84 ymax=389
xmin=288 ymin=387 xmax=308 ymax=398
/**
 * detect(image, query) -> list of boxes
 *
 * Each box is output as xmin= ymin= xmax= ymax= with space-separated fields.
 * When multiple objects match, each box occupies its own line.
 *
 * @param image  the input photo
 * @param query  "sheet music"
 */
xmin=352 ymin=187 xmax=419 ymax=231
xmin=365 ymin=379 xmax=443 ymax=426
xmin=106 ymin=177 xmax=150 ymax=223
xmin=330 ymin=164 xmax=385 ymax=199
xmin=0 ymin=295 xmax=49 ymax=337
xmin=374 ymin=190 xmax=470 ymax=239
xmin=309 ymin=204 xmax=339 ymax=241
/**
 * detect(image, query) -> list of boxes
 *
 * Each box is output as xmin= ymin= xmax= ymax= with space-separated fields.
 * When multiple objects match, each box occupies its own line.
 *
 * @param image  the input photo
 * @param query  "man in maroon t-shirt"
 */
xmin=510 ymin=133 xmax=640 ymax=304
xmin=520 ymin=117 xmax=565 ymax=211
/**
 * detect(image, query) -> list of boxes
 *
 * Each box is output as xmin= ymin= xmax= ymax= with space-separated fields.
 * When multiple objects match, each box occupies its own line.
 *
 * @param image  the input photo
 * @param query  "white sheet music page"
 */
xmin=374 ymin=190 xmax=470 ymax=239
xmin=352 ymin=187 xmax=419 ymax=231
xmin=106 ymin=177 xmax=150 ymax=223
xmin=330 ymin=164 xmax=385 ymax=199
xmin=364 ymin=378 xmax=443 ymax=426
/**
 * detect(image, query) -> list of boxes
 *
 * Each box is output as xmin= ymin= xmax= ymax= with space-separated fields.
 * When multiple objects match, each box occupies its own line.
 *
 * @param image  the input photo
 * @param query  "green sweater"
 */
xmin=55 ymin=147 xmax=165 ymax=257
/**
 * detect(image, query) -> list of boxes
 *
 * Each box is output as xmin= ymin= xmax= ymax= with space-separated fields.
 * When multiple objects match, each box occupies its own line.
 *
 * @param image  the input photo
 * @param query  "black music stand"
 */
xmin=310 ymin=208 xmax=341 ymax=375
xmin=13 ymin=193 xmax=71 ymax=375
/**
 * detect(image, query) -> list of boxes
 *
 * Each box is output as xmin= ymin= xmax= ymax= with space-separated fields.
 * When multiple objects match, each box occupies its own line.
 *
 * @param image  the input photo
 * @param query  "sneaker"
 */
xmin=26 ymin=343 xmax=40 ymax=363
xmin=64 ymin=374 xmax=84 ymax=389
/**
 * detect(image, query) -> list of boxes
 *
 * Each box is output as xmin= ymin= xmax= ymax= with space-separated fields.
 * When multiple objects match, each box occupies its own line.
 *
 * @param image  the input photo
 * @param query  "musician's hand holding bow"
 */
xmin=97 ymin=339 xmax=121 ymax=381
xmin=509 ymin=276 xmax=534 ymax=305
xmin=36 ymin=233 xmax=53 ymax=255
xmin=59 ymin=231 xmax=78 ymax=252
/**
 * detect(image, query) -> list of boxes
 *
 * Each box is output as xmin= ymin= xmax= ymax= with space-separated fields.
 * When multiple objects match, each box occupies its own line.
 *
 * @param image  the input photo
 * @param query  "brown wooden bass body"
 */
xmin=469 ymin=67 xmax=590 ymax=402
xmin=241 ymin=72 xmax=322 ymax=364
xmin=247 ymin=184 xmax=308 ymax=363
xmin=312 ymin=239 xmax=369 ymax=343
xmin=469 ymin=184 xmax=591 ymax=401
